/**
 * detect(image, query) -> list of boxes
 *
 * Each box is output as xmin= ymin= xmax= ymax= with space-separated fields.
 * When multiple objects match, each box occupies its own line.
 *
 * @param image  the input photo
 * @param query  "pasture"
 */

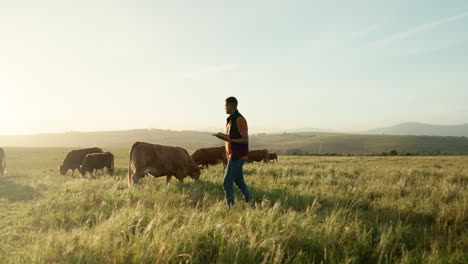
xmin=0 ymin=148 xmax=466 ymax=263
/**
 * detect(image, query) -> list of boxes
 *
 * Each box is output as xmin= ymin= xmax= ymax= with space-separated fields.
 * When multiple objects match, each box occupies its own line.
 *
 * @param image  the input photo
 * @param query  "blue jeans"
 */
xmin=223 ymin=159 xmax=252 ymax=207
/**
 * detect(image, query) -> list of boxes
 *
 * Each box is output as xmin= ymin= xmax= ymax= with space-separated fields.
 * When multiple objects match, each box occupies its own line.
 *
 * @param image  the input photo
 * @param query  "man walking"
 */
xmin=214 ymin=97 xmax=253 ymax=207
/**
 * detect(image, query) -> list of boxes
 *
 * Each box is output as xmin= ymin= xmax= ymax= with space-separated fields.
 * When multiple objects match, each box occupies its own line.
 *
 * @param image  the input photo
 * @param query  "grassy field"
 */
xmin=0 ymin=148 xmax=467 ymax=263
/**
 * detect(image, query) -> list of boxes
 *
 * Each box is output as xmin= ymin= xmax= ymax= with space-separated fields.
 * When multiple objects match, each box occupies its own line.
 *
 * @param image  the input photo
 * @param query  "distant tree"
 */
xmin=389 ymin=150 xmax=398 ymax=156
xmin=287 ymin=149 xmax=303 ymax=155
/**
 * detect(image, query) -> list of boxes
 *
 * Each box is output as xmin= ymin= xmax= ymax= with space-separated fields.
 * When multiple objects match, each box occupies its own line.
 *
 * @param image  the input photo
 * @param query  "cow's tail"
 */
xmin=264 ymin=149 xmax=269 ymax=163
xmin=1 ymin=155 xmax=5 ymax=177
xmin=110 ymin=154 xmax=115 ymax=176
xmin=128 ymin=142 xmax=143 ymax=185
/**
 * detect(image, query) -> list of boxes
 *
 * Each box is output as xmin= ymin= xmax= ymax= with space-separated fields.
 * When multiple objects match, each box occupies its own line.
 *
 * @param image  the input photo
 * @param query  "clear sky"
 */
xmin=1 ymin=0 xmax=467 ymax=135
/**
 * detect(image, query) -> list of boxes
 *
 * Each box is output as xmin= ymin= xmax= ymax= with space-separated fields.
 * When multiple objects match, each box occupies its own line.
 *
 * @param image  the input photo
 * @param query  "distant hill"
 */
xmin=367 ymin=122 xmax=468 ymax=137
xmin=268 ymin=127 xmax=336 ymax=134
xmin=258 ymin=132 xmax=468 ymax=155
xmin=0 ymin=129 xmax=221 ymax=151
xmin=1 ymin=129 xmax=468 ymax=155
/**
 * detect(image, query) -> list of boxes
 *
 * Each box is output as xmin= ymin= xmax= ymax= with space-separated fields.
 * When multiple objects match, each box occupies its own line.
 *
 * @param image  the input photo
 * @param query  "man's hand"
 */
xmin=213 ymin=133 xmax=231 ymax=142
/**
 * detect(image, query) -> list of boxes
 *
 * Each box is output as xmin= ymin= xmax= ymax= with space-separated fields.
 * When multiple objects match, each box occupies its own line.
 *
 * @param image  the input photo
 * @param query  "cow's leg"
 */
xmin=166 ymin=175 xmax=172 ymax=184
xmin=108 ymin=166 xmax=114 ymax=176
xmin=71 ymin=169 xmax=75 ymax=176
xmin=131 ymin=170 xmax=145 ymax=185
xmin=172 ymin=172 xmax=185 ymax=183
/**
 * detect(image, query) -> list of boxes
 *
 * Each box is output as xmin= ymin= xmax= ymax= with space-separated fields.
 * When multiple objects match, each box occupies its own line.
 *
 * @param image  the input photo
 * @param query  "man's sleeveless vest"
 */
xmin=227 ymin=110 xmax=249 ymax=160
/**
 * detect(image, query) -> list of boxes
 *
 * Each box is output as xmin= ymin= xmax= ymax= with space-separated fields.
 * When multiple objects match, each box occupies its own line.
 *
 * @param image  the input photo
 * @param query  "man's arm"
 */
xmin=215 ymin=133 xmax=248 ymax=144
xmin=230 ymin=137 xmax=248 ymax=144
xmin=214 ymin=117 xmax=249 ymax=144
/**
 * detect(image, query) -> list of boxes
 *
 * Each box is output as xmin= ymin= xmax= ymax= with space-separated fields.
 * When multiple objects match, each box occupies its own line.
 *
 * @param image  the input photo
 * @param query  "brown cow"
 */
xmin=0 ymin=147 xmax=5 ymax=177
xmin=59 ymin=147 xmax=103 ymax=176
xmin=80 ymin=152 xmax=114 ymax=177
xmin=191 ymin=146 xmax=227 ymax=169
xmin=128 ymin=142 xmax=201 ymax=185
xmin=247 ymin=149 xmax=269 ymax=164
xmin=268 ymin=153 xmax=278 ymax=163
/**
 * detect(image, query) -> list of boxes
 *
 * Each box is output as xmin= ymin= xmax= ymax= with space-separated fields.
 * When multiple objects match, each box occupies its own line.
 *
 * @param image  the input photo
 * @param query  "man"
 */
xmin=214 ymin=97 xmax=253 ymax=207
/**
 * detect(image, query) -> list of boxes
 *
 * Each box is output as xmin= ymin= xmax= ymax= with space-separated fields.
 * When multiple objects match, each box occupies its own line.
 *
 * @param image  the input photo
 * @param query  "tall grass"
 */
xmin=0 ymin=149 xmax=466 ymax=263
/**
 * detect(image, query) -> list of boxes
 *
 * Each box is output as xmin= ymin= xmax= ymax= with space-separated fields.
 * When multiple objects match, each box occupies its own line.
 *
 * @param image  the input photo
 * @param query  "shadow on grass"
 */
xmin=175 ymin=179 xmax=317 ymax=211
xmin=175 ymin=179 xmax=442 ymax=228
xmin=175 ymin=178 xmax=449 ymax=262
xmin=0 ymin=177 xmax=40 ymax=201
xmin=129 ymin=169 xmax=444 ymax=232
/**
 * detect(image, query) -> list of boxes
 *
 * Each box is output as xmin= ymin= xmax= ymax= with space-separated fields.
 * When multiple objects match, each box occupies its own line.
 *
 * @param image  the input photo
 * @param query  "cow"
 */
xmin=80 ymin=152 xmax=114 ymax=177
xmin=268 ymin=153 xmax=278 ymax=163
xmin=191 ymin=146 xmax=227 ymax=169
xmin=0 ymin=147 xmax=5 ymax=177
xmin=59 ymin=147 xmax=103 ymax=176
xmin=128 ymin=142 xmax=201 ymax=186
xmin=246 ymin=149 xmax=269 ymax=164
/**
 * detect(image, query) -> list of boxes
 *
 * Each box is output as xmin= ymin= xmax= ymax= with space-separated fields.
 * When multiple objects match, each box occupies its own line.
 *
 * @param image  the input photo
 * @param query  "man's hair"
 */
xmin=225 ymin=96 xmax=238 ymax=107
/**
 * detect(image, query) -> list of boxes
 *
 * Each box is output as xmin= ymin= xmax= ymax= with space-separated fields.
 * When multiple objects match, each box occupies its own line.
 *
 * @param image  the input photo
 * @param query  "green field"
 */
xmin=0 ymin=148 xmax=467 ymax=263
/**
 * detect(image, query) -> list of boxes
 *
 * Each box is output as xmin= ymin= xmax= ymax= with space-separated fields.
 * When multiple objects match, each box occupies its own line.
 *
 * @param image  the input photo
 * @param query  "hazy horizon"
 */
xmin=1 ymin=0 xmax=467 ymax=136
xmin=1 ymin=121 xmax=468 ymax=137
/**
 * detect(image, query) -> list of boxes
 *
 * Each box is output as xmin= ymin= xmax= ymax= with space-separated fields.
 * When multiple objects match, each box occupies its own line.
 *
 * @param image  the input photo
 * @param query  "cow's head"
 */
xmin=59 ymin=165 xmax=68 ymax=175
xmin=79 ymin=165 xmax=87 ymax=177
xmin=190 ymin=165 xmax=201 ymax=181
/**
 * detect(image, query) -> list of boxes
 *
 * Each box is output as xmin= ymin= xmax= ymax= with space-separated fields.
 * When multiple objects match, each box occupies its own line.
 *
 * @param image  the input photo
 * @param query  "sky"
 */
xmin=1 ymin=0 xmax=467 ymax=135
